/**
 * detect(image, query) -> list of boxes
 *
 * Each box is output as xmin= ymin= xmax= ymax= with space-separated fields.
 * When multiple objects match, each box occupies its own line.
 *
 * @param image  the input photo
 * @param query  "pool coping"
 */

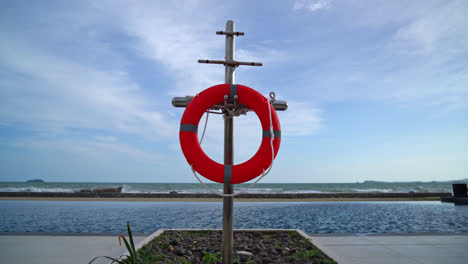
xmin=107 ymin=229 xmax=335 ymax=263
xmin=1 ymin=231 xmax=467 ymax=236
xmin=106 ymin=229 xmax=468 ymax=264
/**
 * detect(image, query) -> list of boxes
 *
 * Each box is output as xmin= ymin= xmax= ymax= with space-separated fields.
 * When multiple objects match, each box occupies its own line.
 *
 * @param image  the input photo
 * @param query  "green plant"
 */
xmin=274 ymin=240 xmax=281 ymax=249
xmin=293 ymin=249 xmax=320 ymax=261
xmin=151 ymin=253 xmax=166 ymax=261
xmin=202 ymin=252 xmax=222 ymax=264
xmin=302 ymin=249 xmax=318 ymax=260
xmin=165 ymin=257 xmax=190 ymax=264
xmin=293 ymin=248 xmax=333 ymax=263
xmin=89 ymin=221 xmax=150 ymax=264
xmin=262 ymin=233 xmax=273 ymax=241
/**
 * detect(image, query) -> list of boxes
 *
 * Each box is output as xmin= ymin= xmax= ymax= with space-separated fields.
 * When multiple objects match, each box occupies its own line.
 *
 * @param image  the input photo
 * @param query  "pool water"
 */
xmin=1 ymin=201 xmax=467 ymax=234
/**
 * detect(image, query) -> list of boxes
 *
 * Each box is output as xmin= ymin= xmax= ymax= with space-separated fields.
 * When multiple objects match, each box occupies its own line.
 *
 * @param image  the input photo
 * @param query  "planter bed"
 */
xmin=129 ymin=229 xmax=337 ymax=264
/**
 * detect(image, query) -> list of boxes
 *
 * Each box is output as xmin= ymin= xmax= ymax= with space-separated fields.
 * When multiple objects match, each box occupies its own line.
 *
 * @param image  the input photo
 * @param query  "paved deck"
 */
xmin=0 ymin=235 xmax=146 ymax=264
xmin=308 ymin=234 xmax=468 ymax=264
xmin=0 ymin=234 xmax=467 ymax=263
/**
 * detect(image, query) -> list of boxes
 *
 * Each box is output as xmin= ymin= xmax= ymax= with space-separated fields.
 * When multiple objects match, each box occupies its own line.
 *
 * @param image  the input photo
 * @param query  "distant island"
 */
xmin=26 ymin=179 xmax=45 ymax=183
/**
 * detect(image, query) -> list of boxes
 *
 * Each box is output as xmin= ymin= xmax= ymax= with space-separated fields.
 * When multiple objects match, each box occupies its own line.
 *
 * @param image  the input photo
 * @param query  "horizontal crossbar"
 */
xmin=198 ymin=59 xmax=262 ymax=67
xmin=216 ymin=31 xmax=245 ymax=36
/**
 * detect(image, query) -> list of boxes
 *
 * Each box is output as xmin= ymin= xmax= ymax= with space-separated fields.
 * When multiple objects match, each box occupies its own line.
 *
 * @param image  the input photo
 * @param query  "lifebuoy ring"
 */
xmin=179 ymin=84 xmax=281 ymax=184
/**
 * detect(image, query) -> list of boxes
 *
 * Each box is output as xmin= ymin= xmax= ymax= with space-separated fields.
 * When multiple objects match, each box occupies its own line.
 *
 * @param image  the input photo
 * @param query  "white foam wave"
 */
xmin=241 ymin=188 xmax=284 ymax=193
xmin=351 ymin=188 xmax=393 ymax=193
xmin=121 ymin=185 xmax=183 ymax=194
xmin=0 ymin=187 xmax=77 ymax=193
xmin=288 ymin=190 xmax=327 ymax=193
xmin=120 ymin=187 xmax=328 ymax=194
xmin=121 ymin=185 xmax=131 ymax=193
xmin=243 ymin=189 xmax=327 ymax=194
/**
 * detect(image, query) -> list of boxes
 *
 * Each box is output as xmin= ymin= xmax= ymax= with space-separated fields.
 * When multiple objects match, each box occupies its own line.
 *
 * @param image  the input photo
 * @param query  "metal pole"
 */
xmin=223 ymin=20 xmax=234 ymax=264
xmin=175 ymin=19 xmax=276 ymax=263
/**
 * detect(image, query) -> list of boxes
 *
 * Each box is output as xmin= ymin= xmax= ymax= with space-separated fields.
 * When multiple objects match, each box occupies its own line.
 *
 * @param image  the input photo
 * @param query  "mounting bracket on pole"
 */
xmin=172 ymin=96 xmax=288 ymax=111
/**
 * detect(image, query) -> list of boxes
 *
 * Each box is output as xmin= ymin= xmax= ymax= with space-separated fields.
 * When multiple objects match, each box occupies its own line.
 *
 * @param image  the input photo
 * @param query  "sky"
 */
xmin=0 ymin=0 xmax=467 ymax=183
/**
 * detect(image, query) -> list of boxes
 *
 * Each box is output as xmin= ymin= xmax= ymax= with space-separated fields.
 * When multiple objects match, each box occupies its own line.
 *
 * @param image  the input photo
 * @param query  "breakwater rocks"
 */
xmin=79 ymin=186 xmax=123 ymax=193
xmin=441 ymin=196 xmax=468 ymax=205
xmin=0 ymin=192 xmax=450 ymax=199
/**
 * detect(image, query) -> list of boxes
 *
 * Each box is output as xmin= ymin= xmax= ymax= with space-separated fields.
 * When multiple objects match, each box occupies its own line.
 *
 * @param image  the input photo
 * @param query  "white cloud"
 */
xmin=235 ymin=47 xmax=288 ymax=69
xmin=381 ymin=1 xmax=468 ymax=109
xmin=0 ymin=1 xmax=324 ymax=176
xmin=0 ymin=134 xmax=166 ymax=182
xmin=97 ymin=1 xmax=225 ymax=96
xmin=192 ymin=112 xmax=263 ymax=164
xmin=391 ymin=0 xmax=468 ymax=55
xmin=95 ymin=136 xmax=118 ymax=142
xmin=280 ymin=101 xmax=323 ymax=137
xmin=294 ymin=0 xmax=331 ymax=12
xmin=0 ymin=34 xmax=176 ymax=142
xmin=90 ymin=1 xmax=289 ymax=98
xmin=287 ymin=0 xmax=468 ymax=111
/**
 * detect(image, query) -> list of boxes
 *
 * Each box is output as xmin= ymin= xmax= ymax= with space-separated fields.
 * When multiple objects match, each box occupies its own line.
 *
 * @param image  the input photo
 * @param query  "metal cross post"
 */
xmin=172 ymin=20 xmax=287 ymax=264
xmin=205 ymin=20 xmax=262 ymax=264
xmin=221 ymin=20 xmax=236 ymax=264
xmin=200 ymin=20 xmax=263 ymax=264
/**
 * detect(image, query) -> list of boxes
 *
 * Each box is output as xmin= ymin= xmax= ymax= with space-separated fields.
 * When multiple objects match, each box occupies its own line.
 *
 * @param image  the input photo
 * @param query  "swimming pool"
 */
xmin=1 ymin=201 xmax=467 ymax=234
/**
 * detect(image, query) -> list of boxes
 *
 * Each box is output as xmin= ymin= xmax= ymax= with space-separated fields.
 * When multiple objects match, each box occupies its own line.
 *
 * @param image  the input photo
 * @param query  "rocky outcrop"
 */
xmin=92 ymin=186 xmax=123 ymax=193
xmin=26 ymin=179 xmax=45 ymax=183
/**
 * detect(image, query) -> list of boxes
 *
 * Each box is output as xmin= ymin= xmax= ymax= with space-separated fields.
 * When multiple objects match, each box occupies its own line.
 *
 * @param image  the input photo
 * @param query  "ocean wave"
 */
xmin=0 ymin=187 xmax=77 ymax=193
xmin=120 ymin=185 xmax=202 ymax=194
xmin=293 ymin=190 xmax=327 ymax=193
xmin=121 ymin=185 xmax=132 ymax=193
xmin=120 ymin=189 xmax=329 ymax=194
xmin=241 ymin=188 xmax=284 ymax=193
xmin=351 ymin=188 xmax=393 ymax=193
xmin=0 ymin=183 xmax=451 ymax=194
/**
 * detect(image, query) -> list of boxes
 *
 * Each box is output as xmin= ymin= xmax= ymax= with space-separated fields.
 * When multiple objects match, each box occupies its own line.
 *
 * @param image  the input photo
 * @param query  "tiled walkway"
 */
xmin=0 ymin=235 xmax=146 ymax=264
xmin=0 ymin=234 xmax=467 ymax=263
xmin=308 ymin=234 xmax=468 ymax=264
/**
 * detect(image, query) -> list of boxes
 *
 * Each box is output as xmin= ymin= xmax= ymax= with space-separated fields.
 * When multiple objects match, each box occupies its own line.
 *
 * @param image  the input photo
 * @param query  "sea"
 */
xmin=0 ymin=181 xmax=463 ymax=194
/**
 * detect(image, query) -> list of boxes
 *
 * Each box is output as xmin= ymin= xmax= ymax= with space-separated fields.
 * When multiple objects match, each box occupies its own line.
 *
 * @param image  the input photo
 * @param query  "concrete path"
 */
xmin=0 ymin=234 xmax=467 ymax=263
xmin=308 ymin=234 xmax=468 ymax=264
xmin=0 ymin=235 xmax=146 ymax=264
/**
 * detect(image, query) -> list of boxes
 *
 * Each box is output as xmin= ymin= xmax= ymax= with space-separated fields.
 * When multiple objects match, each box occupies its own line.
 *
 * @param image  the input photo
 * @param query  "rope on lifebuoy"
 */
xmin=190 ymin=96 xmax=275 ymax=197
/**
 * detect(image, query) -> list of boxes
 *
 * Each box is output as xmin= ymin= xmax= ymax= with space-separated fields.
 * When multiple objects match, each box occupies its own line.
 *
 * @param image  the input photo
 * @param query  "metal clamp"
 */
xmin=269 ymin=92 xmax=276 ymax=102
xmin=216 ymin=31 xmax=245 ymax=36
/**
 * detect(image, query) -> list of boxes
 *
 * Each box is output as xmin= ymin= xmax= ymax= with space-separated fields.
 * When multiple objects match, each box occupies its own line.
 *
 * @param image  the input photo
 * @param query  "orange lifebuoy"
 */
xmin=179 ymin=84 xmax=281 ymax=184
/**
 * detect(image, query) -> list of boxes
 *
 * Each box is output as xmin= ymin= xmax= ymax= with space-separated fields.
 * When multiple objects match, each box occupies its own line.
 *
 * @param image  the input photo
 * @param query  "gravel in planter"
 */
xmin=136 ymin=230 xmax=337 ymax=264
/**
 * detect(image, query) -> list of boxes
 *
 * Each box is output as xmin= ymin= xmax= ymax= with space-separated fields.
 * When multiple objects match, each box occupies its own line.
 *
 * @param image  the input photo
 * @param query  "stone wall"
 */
xmin=0 ymin=192 xmax=451 ymax=199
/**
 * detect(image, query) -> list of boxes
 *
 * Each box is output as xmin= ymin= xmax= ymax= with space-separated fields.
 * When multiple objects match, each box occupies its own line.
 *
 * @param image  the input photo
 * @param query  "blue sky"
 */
xmin=0 ymin=0 xmax=467 ymax=183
